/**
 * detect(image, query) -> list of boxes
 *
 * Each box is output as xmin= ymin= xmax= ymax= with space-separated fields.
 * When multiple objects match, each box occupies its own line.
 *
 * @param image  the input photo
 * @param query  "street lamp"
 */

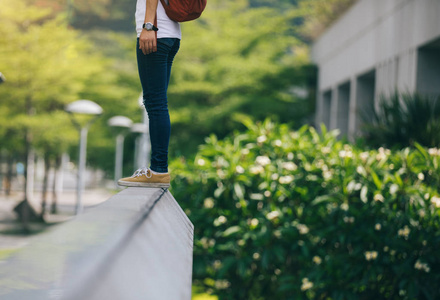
xmin=108 ymin=116 xmax=133 ymax=188
xmin=0 ymin=72 xmax=5 ymax=84
xmin=131 ymin=123 xmax=148 ymax=170
xmin=65 ymin=100 xmax=103 ymax=214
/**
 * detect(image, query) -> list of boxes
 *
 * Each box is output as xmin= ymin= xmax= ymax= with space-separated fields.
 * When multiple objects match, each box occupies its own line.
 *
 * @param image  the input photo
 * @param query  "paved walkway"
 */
xmin=0 ymin=188 xmax=116 ymax=250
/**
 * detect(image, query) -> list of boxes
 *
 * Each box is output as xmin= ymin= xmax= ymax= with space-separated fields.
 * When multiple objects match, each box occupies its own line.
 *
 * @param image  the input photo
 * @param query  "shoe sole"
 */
xmin=117 ymin=180 xmax=170 ymax=188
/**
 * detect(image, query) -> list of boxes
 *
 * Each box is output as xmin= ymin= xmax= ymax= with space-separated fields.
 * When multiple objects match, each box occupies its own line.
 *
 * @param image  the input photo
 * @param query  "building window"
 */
xmin=322 ymin=90 xmax=332 ymax=129
xmin=337 ymin=82 xmax=350 ymax=137
xmin=416 ymin=37 xmax=440 ymax=96
xmin=356 ymin=69 xmax=376 ymax=134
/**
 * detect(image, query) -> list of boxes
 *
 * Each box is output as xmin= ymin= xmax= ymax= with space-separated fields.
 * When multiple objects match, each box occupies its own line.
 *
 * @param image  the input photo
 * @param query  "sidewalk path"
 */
xmin=0 ymin=188 xmax=116 ymax=250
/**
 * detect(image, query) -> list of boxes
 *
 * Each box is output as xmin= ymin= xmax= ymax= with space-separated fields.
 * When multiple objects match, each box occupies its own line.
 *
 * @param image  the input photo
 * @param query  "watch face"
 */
xmin=145 ymin=23 xmax=153 ymax=30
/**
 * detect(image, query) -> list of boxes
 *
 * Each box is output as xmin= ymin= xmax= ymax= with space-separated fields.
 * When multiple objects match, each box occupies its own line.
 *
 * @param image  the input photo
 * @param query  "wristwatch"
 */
xmin=143 ymin=22 xmax=159 ymax=31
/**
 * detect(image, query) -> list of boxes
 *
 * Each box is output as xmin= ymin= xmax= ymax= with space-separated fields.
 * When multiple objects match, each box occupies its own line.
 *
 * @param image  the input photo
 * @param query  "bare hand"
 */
xmin=139 ymin=30 xmax=157 ymax=55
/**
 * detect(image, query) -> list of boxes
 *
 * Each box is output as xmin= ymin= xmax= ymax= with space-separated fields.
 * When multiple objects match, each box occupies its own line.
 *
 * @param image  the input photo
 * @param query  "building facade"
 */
xmin=312 ymin=0 xmax=440 ymax=139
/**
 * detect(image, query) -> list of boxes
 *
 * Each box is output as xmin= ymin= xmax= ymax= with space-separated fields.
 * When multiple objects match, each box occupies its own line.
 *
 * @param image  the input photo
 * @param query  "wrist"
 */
xmin=143 ymin=22 xmax=158 ymax=31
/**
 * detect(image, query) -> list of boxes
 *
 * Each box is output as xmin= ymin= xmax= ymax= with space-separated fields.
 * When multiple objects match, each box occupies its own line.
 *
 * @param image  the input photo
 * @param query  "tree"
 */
xmin=166 ymin=0 xmax=316 ymax=157
xmin=297 ymin=0 xmax=357 ymax=41
xmin=0 ymin=0 xmax=118 ymax=225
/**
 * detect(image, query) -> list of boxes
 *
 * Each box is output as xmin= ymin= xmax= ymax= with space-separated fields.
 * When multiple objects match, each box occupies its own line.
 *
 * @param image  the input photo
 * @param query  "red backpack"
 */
xmin=159 ymin=0 xmax=207 ymax=22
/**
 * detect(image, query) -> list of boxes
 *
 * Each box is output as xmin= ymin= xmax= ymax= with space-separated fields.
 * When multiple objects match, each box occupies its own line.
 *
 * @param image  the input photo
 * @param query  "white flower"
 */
xmin=343 ymin=216 xmax=355 ymax=223
xmin=235 ymin=165 xmax=245 ymax=174
xmin=339 ymin=150 xmax=353 ymax=158
xmin=197 ymin=158 xmax=206 ymax=166
xmin=431 ymin=196 xmax=440 ymax=208
xmin=340 ymin=203 xmax=349 ymax=211
xmin=250 ymin=165 xmax=264 ymax=174
xmin=389 ymin=184 xmax=399 ymax=195
xmin=374 ymin=194 xmax=385 ymax=202
xmin=418 ymin=173 xmax=425 ymax=181
xmin=215 ymin=280 xmax=231 ymax=290
xmin=398 ymin=225 xmax=410 ymax=239
xmin=204 ymin=197 xmax=214 ymax=209
xmin=241 ymin=148 xmax=250 ymax=155
xmin=297 ymin=224 xmax=309 ymax=234
xmin=273 ymin=139 xmax=282 ymax=147
xmin=287 ymin=152 xmax=294 ymax=160
xmin=364 ymin=251 xmax=378 ymax=261
xmin=237 ymin=239 xmax=245 ymax=246
xmin=359 ymin=151 xmax=369 ymax=162
xmin=250 ymin=218 xmax=259 ymax=227
xmin=279 ymin=175 xmax=294 ymax=184
xmin=253 ymin=252 xmax=260 ymax=260
xmin=356 ymin=166 xmax=366 ymax=176
xmin=257 ymin=135 xmax=267 ymax=143
xmin=414 ymin=260 xmax=430 ymax=273
xmin=428 ymin=148 xmax=440 ymax=156
xmin=281 ymin=162 xmax=297 ymax=171
xmin=255 ymin=155 xmax=271 ymax=166
xmin=266 ymin=211 xmax=280 ymax=220
xmin=313 ymin=256 xmax=322 ymax=265
xmin=301 ymin=278 xmax=313 ymax=291
xmin=213 ymin=260 xmax=222 ymax=269
xmin=214 ymin=215 xmax=227 ymax=226
xmin=200 ymin=237 xmax=209 ymax=249
xmin=376 ymin=150 xmax=387 ymax=161
xmin=323 ymin=170 xmax=333 ymax=180
xmin=271 ymin=173 xmax=279 ymax=180
xmin=264 ymin=190 xmax=271 ymax=197
xmin=216 ymin=169 xmax=226 ymax=179
xmin=375 ymin=223 xmax=382 ymax=231
xmin=321 ymin=147 xmax=331 ymax=154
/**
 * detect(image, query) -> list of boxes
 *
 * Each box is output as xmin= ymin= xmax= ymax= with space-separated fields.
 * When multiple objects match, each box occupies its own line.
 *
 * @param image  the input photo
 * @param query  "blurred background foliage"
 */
xmin=1 ymin=0 xmax=353 ymax=177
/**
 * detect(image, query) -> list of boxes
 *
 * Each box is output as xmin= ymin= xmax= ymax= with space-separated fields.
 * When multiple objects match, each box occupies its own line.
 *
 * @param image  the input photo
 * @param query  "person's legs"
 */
xmin=136 ymin=38 xmax=180 ymax=173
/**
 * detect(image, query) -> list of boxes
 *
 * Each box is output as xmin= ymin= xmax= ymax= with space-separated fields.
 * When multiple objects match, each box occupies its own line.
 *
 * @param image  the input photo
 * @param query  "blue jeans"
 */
xmin=137 ymin=38 xmax=180 ymax=173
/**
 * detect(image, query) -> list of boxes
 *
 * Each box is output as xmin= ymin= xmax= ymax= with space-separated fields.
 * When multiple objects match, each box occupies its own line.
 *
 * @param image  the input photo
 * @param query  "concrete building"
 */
xmin=312 ymin=0 xmax=440 ymax=139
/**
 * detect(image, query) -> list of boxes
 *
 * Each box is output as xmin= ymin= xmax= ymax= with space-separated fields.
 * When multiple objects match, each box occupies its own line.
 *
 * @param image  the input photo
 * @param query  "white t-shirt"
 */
xmin=135 ymin=0 xmax=182 ymax=39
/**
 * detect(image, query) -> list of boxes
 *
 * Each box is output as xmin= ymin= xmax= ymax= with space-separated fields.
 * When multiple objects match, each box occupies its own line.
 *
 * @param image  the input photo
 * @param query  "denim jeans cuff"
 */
xmin=150 ymin=166 xmax=168 ymax=173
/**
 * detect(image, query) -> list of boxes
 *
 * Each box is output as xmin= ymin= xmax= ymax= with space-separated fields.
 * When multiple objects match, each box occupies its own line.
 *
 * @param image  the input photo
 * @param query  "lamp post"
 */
xmin=131 ymin=123 xmax=148 ymax=170
xmin=65 ymin=100 xmax=103 ymax=214
xmin=108 ymin=116 xmax=133 ymax=188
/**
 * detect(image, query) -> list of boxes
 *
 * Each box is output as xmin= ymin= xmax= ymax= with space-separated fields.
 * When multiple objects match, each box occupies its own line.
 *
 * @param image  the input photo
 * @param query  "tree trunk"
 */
xmin=41 ymin=154 xmax=50 ymax=218
xmin=5 ymin=154 xmax=13 ymax=196
xmin=51 ymin=155 xmax=62 ymax=214
xmin=13 ymin=95 xmax=42 ymax=230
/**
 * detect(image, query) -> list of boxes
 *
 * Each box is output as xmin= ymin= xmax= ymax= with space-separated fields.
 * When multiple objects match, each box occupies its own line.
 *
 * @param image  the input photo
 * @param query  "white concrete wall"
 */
xmin=312 ymin=0 xmax=440 ymax=138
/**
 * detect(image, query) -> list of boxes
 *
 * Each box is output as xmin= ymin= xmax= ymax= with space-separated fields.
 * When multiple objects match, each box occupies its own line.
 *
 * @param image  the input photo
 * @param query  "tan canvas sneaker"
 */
xmin=118 ymin=168 xmax=170 ymax=188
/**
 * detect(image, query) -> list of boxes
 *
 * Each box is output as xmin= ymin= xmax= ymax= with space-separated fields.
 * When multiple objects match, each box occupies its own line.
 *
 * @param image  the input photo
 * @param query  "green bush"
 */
xmin=170 ymin=119 xmax=440 ymax=300
xmin=363 ymin=92 xmax=440 ymax=149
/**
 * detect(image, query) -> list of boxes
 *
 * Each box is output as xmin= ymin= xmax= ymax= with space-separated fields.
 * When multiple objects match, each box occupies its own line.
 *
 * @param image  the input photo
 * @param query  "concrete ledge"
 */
xmin=0 ymin=187 xmax=194 ymax=300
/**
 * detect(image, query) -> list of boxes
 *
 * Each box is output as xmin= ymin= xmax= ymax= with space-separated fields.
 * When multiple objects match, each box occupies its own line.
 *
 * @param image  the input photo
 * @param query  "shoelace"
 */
xmin=131 ymin=167 xmax=153 ymax=178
